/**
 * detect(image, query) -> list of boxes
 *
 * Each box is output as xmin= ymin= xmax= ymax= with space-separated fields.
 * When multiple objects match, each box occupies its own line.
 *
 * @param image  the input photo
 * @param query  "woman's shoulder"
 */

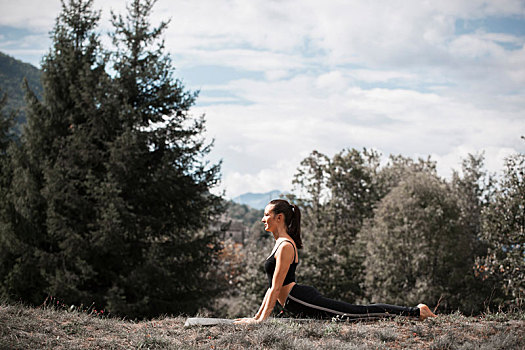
xmin=276 ymin=238 xmax=295 ymax=248
xmin=275 ymin=238 xmax=296 ymax=256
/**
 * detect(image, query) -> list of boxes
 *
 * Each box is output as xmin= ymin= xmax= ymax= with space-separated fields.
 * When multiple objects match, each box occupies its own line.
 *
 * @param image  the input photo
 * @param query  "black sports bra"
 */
xmin=264 ymin=240 xmax=298 ymax=288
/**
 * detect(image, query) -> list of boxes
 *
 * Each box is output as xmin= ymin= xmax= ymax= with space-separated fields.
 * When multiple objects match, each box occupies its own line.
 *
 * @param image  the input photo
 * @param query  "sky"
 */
xmin=1 ymin=0 xmax=524 ymax=198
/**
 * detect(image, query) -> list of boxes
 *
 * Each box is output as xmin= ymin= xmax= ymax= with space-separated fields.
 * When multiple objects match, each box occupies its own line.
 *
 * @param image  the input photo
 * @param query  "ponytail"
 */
xmin=269 ymin=199 xmax=303 ymax=249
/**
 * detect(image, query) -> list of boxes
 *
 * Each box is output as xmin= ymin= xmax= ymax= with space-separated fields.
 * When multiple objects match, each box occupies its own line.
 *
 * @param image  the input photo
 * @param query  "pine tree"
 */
xmin=0 ymin=90 xmax=19 ymax=301
xmin=1 ymin=0 xmax=223 ymax=318
xmin=99 ymin=0 xmax=223 ymax=317
xmin=2 ymin=0 xmax=111 ymax=305
xmin=40 ymin=0 xmax=111 ymax=304
xmin=0 ymin=90 xmax=17 ymax=153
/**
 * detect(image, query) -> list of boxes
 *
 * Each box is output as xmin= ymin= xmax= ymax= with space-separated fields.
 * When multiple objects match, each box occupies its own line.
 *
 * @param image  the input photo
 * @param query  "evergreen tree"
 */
xmin=1 ymin=0 xmax=223 ymax=318
xmin=1 ymin=0 xmax=111 ymax=305
xmin=0 ymin=90 xmax=17 ymax=152
xmin=100 ymin=0 xmax=223 ymax=317
xmin=0 ymin=90 xmax=18 ymax=300
xmin=39 ymin=0 xmax=110 ymax=304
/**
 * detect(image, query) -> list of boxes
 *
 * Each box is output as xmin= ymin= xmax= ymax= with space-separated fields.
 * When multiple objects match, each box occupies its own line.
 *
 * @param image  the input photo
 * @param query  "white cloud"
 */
xmin=199 ymin=72 xmax=524 ymax=197
xmin=432 ymin=145 xmax=519 ymax=180
xmin=348 ymin=70 xmax=418 ymax=84
xmin=1 ymin=0 xmax=524 ymax=198
xmin=174 ymin=48 xmax=308 ymax=74
xmin=217 ymin=160 xmax=299 ymax=199
xmin=0 ymin=0 xmax=60 ymax=31
xmin=316 ymin=71 xmax=348 ymax=91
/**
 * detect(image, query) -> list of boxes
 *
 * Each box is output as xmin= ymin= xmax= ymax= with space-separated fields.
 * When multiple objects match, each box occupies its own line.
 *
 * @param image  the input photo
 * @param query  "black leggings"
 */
xmin=283 ymin=284 xmax=420 ymax=320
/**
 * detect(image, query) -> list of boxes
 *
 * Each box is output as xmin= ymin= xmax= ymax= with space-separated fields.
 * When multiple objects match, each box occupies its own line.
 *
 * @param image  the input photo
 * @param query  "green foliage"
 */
xmin=451 ymin=154 xmax=502 ymax=312
xmin=290 ymin=150 xmax=443 ymax=305
xmin=99 ymin=0 xmax=224 ymax=317
xmin=230 ymin=145 xmax=520 ymax=317
xmin=479 ymin=151 xmax=525 ymax=307
xmin=292 ymin=149 xmax=381 ymax=302
xmin=376 ymin=154 xmax=437 ymax=197
xmin=0 ymin=91 xmax=18 ymax=303
xmin=360 ymin=172 xmax=476 ymax=311
xmin=210 ymin=200 xmax=268 ymax=318
xmin=452 ymin=153 xmax=493 ymax=239
xmin=0 ymin=90 xmax=17 ymax=152
xmin=225 ymin=201 xmax=264 ymax=228
xmin=288 ymin=149 xmax=507 ymax=313
xmin=1 ymin=0 xmax=112 ymax=307
xmin=0 ymin=0 xmax=223 ymax=319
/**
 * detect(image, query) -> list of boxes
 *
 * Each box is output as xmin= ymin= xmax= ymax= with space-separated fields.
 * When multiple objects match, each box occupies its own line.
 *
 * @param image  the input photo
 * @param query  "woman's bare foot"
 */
xmin=417 ymin=304 xmax=437 ymax=320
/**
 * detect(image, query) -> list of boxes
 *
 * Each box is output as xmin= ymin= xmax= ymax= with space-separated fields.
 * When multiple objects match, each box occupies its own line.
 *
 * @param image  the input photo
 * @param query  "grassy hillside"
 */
xmin=1 ymin=302 xmax=523 ymax=349
xmin=0 ymin=51 xmax=42 ymax=127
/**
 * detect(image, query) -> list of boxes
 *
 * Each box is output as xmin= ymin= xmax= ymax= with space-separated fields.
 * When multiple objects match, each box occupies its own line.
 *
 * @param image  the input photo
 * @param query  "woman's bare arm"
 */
xmin=254 ymin=242 xmax=294 ymax=322
xmin=254 ymin=288 xmax=271 ymax=319
xmin=234 ymin=241 xmax=294 ymax=324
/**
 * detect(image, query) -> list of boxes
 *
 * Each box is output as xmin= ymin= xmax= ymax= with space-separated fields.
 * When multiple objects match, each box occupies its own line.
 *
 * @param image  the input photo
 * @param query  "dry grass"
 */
xmin=1 ymin=303 xmax=524 ymax=349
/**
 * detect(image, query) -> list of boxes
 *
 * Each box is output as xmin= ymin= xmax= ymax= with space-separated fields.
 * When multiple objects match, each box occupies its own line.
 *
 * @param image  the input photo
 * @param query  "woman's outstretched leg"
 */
xmin=285 ymin=285 xmax=435 ymax=320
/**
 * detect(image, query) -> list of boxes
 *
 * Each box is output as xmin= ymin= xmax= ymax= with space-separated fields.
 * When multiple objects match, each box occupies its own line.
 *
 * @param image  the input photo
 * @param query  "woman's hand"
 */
xmin=233 ymin=317 xmax=261 ymax=325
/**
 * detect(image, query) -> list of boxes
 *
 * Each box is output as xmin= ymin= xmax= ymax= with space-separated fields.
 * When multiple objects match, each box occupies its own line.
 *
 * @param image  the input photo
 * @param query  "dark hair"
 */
xmin=269 ymin=199 xmax=303 ymax=249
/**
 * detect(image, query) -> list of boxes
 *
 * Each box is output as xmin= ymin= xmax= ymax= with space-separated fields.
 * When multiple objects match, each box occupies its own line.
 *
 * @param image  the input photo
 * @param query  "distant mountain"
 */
xmin=232 ymin=190 xmax=285 ymax=209
xmin=0 ymin=51 xmax=43 ymax=127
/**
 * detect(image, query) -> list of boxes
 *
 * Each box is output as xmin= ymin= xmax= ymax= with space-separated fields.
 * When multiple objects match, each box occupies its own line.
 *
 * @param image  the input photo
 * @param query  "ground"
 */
xmin=1 ymin=303 xmax=524 ymax=349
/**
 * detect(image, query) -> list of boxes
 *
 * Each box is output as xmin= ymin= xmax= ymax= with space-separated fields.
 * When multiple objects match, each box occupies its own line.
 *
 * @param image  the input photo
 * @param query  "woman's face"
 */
xmin=262 ymin=204 xmax=277 ymax=233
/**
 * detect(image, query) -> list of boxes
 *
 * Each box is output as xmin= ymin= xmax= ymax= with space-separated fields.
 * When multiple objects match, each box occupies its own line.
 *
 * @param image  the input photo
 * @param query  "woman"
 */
xmin=234 ymin=199 xmax=436 ymax=324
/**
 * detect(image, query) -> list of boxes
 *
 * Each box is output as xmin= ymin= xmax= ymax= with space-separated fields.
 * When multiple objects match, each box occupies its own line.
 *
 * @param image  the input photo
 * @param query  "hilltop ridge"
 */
xmin=0 ymin=51 xmax=43 ymax=126
xmin=232 ymin=189 xmax=284 ymax=209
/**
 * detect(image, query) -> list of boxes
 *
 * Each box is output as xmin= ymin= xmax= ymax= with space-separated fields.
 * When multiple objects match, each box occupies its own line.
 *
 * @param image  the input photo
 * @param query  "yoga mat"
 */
xmin=184 ymin=318 xmax=235 ymax=326
xmin=184 ymin=316 xmax=386 ymax=326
